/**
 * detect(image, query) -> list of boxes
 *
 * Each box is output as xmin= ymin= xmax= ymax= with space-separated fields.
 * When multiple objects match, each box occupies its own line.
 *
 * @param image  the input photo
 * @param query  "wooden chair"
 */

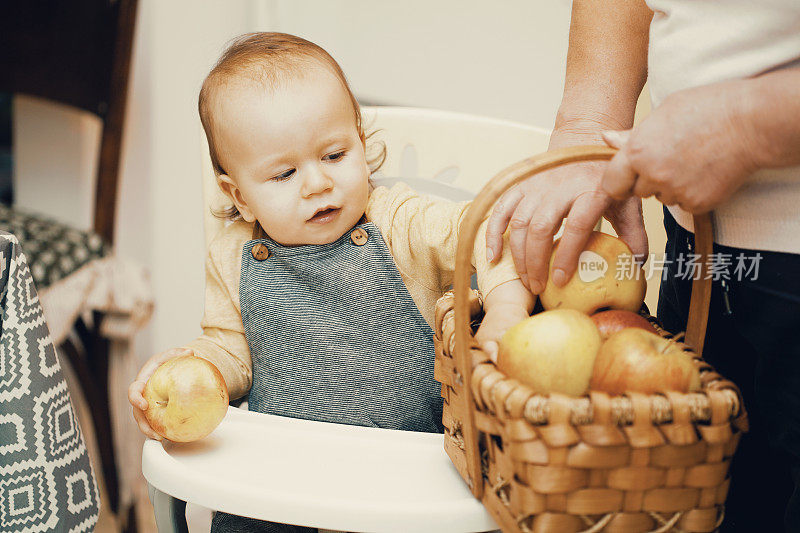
xmin=0 ymin=1 xmax=139 ymax=531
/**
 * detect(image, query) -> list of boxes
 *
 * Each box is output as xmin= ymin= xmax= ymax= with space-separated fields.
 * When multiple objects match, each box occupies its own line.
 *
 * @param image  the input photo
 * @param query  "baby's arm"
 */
xmin=368 ymin=183 xmax=519 ymax=292
xmin=368 ymin=184 xmax=533 ymax=347
xmin=475 ymin=278 xmax=535 ymax=363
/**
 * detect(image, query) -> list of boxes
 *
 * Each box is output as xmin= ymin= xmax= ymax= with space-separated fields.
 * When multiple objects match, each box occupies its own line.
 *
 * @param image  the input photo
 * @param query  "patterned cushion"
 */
xmin=0 ymin=205 xmax=109 ymax=289
xmin=0 ymin=232 xmax=101 ymax=532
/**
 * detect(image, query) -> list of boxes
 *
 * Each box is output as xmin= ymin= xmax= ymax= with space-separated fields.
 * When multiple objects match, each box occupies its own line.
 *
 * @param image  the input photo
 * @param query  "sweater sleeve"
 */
xmin=367 ymin=183 xmax=519 ymax=298
xmin=183 ymin=222 xmax=253 ymax=400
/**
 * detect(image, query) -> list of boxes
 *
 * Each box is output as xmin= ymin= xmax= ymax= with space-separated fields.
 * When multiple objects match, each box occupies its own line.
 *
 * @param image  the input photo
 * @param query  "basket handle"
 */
xmin=453 ymin=145 xmax=713 ymax=498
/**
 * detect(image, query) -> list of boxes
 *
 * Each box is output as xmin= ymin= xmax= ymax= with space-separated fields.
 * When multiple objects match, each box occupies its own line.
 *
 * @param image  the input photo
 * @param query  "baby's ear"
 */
xmin=216 ymin=174 xmax=256 ymax=222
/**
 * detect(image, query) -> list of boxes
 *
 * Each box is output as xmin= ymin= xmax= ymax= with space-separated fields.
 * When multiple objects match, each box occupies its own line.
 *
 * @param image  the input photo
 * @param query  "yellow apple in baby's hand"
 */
xmin=144 ymin=355 xmax=229 ymax=442
xmin=498 ymin=309 xmax=602 ymax=396
xmin=541 ymin=231 xmax=646 ymax=315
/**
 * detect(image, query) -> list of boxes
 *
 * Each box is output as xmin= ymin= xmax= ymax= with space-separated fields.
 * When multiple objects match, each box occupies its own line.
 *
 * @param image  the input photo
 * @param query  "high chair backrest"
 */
xmin=201 ymin=106 xmax=552 ymax=252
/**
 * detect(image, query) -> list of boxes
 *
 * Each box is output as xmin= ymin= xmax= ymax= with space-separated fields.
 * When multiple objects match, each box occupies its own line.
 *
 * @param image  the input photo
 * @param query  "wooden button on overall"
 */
xmin=350 ymin=228 xmax=368 ymax=246
xmin=251 ymin=243 xmax=270 ymax=260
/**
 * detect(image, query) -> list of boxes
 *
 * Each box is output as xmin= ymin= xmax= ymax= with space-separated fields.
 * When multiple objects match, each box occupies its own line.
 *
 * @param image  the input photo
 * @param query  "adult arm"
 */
xmin=485 ymin=0 xmax=652 ymax=294
xmin=602 ymin=67 xmax=800 ymax=211
xmin=748 ymin=67 xmax=800 ymax=169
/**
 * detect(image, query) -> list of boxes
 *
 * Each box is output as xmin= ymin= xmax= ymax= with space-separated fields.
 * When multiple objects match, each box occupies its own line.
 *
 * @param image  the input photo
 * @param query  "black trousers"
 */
xmin=658 ymin=208 xmax=800 ymax=532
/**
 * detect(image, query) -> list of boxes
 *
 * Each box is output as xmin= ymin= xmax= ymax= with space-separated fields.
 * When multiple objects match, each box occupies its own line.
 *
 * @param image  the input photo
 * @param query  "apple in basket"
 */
xmin=591 ymin=309 xmax=658 ymax=340
xmin=498 ymin=309 xmax=602 ymax=396
xmin=541 ymin=231 xmax=646 ymax=315
xmin=590 ymin=328 xmax=701 ymax=395
xmin=144 ymin=355 xmax=229 ymax=442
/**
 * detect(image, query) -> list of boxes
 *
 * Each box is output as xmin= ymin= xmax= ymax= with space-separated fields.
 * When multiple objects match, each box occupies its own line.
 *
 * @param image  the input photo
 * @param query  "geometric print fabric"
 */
xmin=0 ymin=232 xmax=99 ymax=532
xmin=0 ymin=205 xmax=108 ymax=290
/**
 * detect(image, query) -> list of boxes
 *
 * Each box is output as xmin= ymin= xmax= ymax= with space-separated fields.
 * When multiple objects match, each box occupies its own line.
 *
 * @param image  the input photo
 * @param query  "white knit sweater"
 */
xmin=646 ymin=0 xmax=800 ymax=253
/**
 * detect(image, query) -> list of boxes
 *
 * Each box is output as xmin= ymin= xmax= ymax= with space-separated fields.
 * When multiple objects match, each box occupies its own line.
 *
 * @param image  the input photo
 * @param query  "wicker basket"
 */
xmin=433 ymin=146 xmax=748 ymax=533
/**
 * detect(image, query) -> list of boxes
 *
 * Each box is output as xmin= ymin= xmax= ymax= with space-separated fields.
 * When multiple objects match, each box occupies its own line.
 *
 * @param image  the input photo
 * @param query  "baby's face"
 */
xmin=214 ymin=66 xmax=369 ymax=245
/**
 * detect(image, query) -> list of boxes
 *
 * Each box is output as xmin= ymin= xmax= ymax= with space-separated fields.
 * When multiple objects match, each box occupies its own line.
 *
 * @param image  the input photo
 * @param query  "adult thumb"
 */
xmin=602 ymin=129 xmax=632 ymax=150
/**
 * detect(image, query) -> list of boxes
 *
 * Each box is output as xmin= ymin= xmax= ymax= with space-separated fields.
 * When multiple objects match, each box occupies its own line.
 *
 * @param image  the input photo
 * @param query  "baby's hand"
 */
xmin=128 ymin=347 xmax=194 ymax=441
xmin=475 ymin=305 xmax=530 ymax=364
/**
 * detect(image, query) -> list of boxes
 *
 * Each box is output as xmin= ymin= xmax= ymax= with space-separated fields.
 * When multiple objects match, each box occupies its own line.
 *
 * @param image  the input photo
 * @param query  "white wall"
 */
xmin=118 ymin=0 xmax=268 ymax=357
xmin=271 ymin=0 xmax=572 ymax=128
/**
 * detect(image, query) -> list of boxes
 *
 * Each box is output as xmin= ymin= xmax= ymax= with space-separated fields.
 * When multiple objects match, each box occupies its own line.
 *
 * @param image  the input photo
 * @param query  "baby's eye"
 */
xmin=271 ymin=168 xmax=295 ymax=182
xmin=323 ymin=151 xmax=346 ymax=162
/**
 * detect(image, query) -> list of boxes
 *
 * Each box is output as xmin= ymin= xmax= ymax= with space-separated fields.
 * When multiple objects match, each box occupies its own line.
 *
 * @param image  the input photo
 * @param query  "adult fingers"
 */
xmin=654 ymin=191 xmax=680 ymax=207
xmin=601 ymin=129 xmax=631 ymax=150
xmin=507 ymin=194 xmax=543 ymax=289
xmin=524 ymin=197 xmax=571 ymax=295
xmin=609 ymin=198 xmax=649 ymax=264
xmin=486 ymin=186 xmax=524 ymax=263
xmin=551 ymin=191 xmax=610 ymax=286
xmin=632 ymin=176 xmax=680 ymax=210
xmin=632 ymin=175 xmax=660 ymax=200
xmin=602 ymin=145 xmax=638 ymax=200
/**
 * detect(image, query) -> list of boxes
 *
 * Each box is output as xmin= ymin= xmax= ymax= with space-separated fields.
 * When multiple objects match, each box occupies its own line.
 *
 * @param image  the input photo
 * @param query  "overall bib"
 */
xmin=211 ymin=221 xmax=443 ymax=532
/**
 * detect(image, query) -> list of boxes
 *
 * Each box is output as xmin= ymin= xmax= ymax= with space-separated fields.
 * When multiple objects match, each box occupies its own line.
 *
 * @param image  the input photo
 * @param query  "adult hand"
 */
xmin=601 ymin=80 xmax=759 ymax=212
xmin=485 ymin=154 xmax=648 ymax=295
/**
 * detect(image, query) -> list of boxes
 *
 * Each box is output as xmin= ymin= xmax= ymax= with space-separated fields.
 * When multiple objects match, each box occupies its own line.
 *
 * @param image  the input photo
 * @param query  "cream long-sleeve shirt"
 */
xmin=185 ymin=183 xmax=518 ymax=400
xmin=646 ymin=0 xmax=800 ymax=253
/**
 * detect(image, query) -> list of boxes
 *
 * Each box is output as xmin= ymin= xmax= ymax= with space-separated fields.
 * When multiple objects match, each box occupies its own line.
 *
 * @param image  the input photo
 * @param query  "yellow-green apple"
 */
xmin=144 ymin=355 xmax=229 ymax=442
xmin=541 ymin=231 xmax=646 ymax=315
xmin=498 ymin=309 xmax=602 ymax=396
xmin=591 ymin=309 xmax=658 ymax=340
xmin=590 ymin=328 xmax=701 ymax=395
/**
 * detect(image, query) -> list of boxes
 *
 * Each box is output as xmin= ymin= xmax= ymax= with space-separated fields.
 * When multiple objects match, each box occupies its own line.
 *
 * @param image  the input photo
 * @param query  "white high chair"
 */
xmin=143 ymin=106 xmax=551 ymax=533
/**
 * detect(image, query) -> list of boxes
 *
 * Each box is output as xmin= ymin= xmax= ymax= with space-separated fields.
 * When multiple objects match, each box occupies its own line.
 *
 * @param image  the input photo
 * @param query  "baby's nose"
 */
xmin=302 ymin=166 xmax=334 ymax=195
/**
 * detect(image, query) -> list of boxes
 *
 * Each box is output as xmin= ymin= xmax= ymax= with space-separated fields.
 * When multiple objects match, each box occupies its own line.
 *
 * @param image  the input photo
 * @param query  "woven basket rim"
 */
xmin=436 ymin=292 xmax=746 ymax=428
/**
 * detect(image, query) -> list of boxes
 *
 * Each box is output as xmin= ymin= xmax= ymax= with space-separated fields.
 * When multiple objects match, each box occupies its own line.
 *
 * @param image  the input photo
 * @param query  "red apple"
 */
xmin=144 ymin=355 xmax=229 ymax=442
xmin=541 ymin=231 xmax=646 ymax=315
xmin=591 ymin=309 xmax=658 ymax=340
xmin=498 ymin=309 xmax=602 ymax=396
xmin=590 ymin=328 xmax=701 ymax=395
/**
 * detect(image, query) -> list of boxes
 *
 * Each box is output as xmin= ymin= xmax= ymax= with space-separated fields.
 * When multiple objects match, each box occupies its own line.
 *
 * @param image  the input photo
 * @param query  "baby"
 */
xmin=128 ymin=32 xmax=533 ymax=532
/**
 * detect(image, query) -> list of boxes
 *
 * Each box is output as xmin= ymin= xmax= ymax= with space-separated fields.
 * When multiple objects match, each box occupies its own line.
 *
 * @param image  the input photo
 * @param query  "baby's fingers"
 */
xmin=131 ymin=405 xmax=162 ymax=441
xmin=127 ymin=380 xmax=148 ymax=411
xmin=135 ymin=347 xmax=193 ymax=384
xmin=482 ymin=340 xmax=499 ymax=364
xmin=128 ymin=381 xmax=160 ymax=439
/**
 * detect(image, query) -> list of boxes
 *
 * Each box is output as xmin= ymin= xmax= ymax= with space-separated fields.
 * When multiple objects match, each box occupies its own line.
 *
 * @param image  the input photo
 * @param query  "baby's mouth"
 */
xmin=308 ymin=207 xmax=341 ymax=224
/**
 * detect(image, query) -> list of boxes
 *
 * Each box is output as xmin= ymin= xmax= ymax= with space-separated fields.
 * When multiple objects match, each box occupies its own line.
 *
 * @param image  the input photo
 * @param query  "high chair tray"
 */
xmin=142 ymin=406 xmax=497 ymax=532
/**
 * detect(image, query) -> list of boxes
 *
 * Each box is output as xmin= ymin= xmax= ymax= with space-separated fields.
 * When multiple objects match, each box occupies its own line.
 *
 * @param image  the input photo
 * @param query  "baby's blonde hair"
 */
xmin=198 ymin=32 xmax=385 ymax=220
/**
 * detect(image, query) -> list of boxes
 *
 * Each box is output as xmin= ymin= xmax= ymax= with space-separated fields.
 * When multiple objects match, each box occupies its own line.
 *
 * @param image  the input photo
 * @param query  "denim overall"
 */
xmin=211 ymin=221 xmax=443 ymax=533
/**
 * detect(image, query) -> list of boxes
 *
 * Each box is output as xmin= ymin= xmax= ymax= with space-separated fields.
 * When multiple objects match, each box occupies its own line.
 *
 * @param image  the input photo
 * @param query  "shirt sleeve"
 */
xmin=183 ymin=224 xmax=253 ymax=400
xmin=368 ymin=183 xmax=519 ymax=298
